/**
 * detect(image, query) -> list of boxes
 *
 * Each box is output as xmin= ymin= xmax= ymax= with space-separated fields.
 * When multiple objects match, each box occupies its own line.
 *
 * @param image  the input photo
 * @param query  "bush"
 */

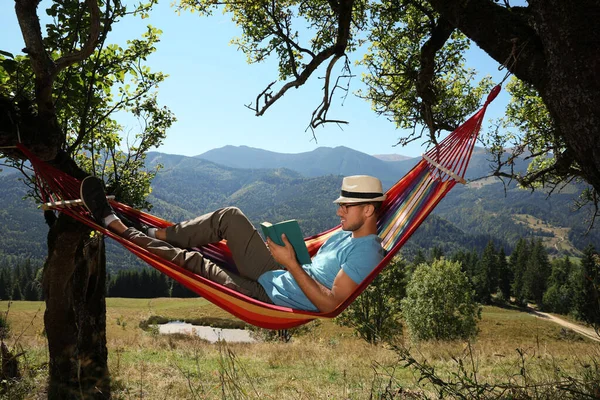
xmin=401 ymin=258 xmax=481 ymax=341
xmin=335 ymin=258 xmax=406 ymax=344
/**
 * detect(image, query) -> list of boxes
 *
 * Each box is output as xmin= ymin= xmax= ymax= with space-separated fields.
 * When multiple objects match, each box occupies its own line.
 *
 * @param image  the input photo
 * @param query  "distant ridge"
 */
xmin=194 ymin=144 xmax=532 ymax=189
xmin=196 ymin=145 xmax=417 ymax=188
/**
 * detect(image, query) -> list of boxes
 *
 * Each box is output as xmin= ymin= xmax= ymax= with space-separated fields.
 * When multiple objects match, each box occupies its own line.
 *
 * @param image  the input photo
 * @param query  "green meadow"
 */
xmin=1 ymin=298 xmax=598 ymax=399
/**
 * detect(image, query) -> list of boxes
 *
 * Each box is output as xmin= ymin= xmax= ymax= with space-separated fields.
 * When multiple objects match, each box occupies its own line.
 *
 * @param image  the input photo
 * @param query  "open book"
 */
xmin=260 ymin=219 xmax=312 ymax=265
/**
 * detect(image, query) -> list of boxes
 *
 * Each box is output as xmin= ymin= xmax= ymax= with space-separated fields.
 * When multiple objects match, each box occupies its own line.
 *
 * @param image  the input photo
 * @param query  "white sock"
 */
xmin=103 ymin=213 xmax=119 ymax=227
xmin=147 ymin=228 xmax=157 ymax=238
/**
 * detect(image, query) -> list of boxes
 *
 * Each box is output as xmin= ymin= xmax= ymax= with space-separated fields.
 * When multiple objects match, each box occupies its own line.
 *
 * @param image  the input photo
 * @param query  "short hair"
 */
xmin=371 ymin=201 xmax=383 ymax=214
xmin=368 ymin=201 xmax=383 ymax=215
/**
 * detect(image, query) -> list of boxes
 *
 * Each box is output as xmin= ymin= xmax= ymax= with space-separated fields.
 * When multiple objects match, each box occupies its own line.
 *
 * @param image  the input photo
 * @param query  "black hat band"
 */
xmin=340 ymin=190 xmax=383 ymax=199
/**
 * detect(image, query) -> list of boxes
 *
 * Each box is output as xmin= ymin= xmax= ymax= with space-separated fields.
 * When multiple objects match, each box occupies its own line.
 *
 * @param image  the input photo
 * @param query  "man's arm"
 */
xmin=267 ymin=235 xmax=358 ymax=313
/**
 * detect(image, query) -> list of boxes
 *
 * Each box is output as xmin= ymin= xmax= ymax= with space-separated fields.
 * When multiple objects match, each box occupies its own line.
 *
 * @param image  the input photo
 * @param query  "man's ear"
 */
xmin=364 ymin=203 xmax=375 ymax=218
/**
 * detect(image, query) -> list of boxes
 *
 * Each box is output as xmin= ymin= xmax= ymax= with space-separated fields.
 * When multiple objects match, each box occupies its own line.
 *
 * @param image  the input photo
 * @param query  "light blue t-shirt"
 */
xmin=258 ymin=231 xmax=384 ymax=311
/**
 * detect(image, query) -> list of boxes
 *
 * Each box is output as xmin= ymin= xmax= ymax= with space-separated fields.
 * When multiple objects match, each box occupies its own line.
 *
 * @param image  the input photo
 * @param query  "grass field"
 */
xmin=1 ymin=298 xmax=599 ymax=399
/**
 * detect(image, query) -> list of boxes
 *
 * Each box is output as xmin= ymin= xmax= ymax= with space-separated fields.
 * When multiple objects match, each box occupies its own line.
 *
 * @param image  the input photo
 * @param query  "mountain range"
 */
xmin=193 ymin=145 xmax=515 ymax=189
xmin=0 ymin=145 xmax=597 ymax=272
xmin=194 ymin=145 xmax=417 ymax=188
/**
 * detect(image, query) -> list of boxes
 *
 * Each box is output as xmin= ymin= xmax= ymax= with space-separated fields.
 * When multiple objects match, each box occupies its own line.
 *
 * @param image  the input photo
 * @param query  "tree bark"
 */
xmin=527 ymin=1 xmax=600 ymax=195
xmin=427 ymin=0 xmax=600 ymax=195
xmin=43 ymin=213 xmax=110 ymax=399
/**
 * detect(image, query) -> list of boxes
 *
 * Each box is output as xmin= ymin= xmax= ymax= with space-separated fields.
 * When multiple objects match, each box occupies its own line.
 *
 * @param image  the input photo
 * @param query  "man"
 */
xmin=80 ymin=175 xmax=385 ymax=312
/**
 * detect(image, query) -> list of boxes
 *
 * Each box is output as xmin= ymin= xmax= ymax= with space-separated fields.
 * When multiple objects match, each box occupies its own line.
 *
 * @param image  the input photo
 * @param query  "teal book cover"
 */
xmin=260 ymin=220 xmax=312 ymax=265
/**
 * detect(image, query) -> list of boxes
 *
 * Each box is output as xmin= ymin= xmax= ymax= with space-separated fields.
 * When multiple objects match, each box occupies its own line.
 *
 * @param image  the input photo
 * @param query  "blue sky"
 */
xmin=1 ymin=1 xmax=510 ymax=158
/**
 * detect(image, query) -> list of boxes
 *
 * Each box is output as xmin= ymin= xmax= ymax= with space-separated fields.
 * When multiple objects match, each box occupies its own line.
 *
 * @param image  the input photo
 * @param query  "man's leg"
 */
xmin=164 ymin=207 xmax=280 ymax=280
xmin=80 ymin=177 xmax=273 ymax=302
xmin=121 ymin=228 xmax=273 ymax=303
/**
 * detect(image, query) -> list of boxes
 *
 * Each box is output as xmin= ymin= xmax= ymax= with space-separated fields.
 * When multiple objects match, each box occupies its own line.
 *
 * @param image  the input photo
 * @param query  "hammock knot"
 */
xmin=486 ymin=85 xmax=501 ymax=105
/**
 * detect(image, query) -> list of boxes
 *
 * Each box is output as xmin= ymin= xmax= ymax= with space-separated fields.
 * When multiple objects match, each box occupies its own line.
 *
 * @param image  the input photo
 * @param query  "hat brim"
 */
xmin=333 ymin=194 xmax=387 ymax=204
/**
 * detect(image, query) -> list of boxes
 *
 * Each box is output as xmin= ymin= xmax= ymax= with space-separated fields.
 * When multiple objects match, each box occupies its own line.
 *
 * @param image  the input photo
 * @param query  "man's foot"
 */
xmin=80 ymin=176 xmax=115 ymax=225
xmin=117 ymin=212 xmax=150 ymax=234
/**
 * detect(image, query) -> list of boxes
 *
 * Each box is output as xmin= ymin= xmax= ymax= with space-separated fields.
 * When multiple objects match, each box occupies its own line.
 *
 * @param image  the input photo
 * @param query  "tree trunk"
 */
xmin=43 ymin=213 xmax=110 ymax=399
xmin=428 ymin=0 xmax=600 ymax=194
xmin=529 ymin=0 xmax=600 ymax=194
xmin=2 ymin=75 xmax=111 ymax=400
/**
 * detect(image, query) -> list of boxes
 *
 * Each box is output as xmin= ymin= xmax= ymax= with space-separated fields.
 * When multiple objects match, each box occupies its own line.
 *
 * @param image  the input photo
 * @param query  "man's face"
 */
xmin=336 ymin=203 xmax=369 ymax=231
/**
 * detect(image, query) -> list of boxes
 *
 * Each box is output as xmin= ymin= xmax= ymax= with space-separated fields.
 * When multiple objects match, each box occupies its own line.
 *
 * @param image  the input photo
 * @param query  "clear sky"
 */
xmin=1 ymin=1 xmax=511 ymax=158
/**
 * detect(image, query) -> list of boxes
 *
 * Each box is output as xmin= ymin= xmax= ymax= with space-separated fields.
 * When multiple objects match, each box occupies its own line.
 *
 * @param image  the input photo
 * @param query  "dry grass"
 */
xmin=1 ymin=299 xmax=599 ymax=399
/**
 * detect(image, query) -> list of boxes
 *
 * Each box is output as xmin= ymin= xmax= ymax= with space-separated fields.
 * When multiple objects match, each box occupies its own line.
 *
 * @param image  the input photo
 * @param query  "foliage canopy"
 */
xmin=402 ymin=258 xmax=481 ymax=341
xmin=335 ymin=257 xmax=406 ymax=344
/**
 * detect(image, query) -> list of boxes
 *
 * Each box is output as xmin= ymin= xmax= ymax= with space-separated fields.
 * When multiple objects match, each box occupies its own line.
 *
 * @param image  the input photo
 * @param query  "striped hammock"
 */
xmin=19 ymin=85 xmax=500 ymax=330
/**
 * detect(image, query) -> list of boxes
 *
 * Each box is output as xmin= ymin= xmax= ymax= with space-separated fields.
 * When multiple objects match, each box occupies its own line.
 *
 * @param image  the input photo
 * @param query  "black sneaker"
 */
xmin=80 ymin=176 xmax=115 ymax=225
xmin=117 ymin=212 xmax=150 ymax=234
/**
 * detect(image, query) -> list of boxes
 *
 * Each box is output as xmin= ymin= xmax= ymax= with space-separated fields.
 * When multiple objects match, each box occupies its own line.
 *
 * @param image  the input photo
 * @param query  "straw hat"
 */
xmin=333 ymin=175 xmax=387 ymax=204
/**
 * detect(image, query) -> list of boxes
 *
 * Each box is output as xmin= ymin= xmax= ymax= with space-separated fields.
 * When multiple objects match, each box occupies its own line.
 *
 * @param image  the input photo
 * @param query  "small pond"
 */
xmin=159 ymin=321 xmax=257 ymax=343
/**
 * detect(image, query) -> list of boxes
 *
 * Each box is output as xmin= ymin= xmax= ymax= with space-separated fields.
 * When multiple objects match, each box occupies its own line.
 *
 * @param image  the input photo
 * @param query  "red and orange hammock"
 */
xmin=18 ymin=85 xmax=500 ymax=329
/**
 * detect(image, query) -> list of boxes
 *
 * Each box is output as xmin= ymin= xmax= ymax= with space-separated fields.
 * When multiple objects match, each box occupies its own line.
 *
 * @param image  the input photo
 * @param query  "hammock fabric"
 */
xmin=19 ymin=85 xmax=500 ymax=330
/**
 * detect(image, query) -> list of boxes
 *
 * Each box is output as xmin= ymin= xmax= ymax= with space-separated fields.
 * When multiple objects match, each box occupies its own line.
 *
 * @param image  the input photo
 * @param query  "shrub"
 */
xmin=401 ymin=258 xmax=481 ymax=341
xmin=335 ymin=258 xmax=406 ymax=344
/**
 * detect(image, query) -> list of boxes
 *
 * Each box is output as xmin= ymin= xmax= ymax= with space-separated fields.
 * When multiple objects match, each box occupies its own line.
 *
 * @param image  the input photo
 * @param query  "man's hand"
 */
xmin=267 ymin=233 xmax=358 ymax=313
xmin=266 ymin=234 xmax=298 ymax=269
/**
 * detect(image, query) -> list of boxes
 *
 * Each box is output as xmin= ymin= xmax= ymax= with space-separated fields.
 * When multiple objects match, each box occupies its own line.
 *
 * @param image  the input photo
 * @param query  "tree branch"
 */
xmin=416 ymin=17 xmax=455 ymax=140
xmin=15 ymin=0 xmax=55 ymax=112
xmin=309 ymin=55 xmax=352 ymax=129
xmin=249 ymin=0 xmax=354 ymax=121
xmin=67 ymin=1 xmax=115 ymax=155
xmin=53 ymin=0 xmax=101 ymax=78
xmin=426 ymin=0 xmax=546 ymax=87
xmin=15 ymin=0 xmax=101 ymax=116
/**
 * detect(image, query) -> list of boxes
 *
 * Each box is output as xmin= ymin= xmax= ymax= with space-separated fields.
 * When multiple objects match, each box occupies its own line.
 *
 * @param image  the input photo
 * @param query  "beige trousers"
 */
xmin=122 ymin=207 xmax=280 ymax=303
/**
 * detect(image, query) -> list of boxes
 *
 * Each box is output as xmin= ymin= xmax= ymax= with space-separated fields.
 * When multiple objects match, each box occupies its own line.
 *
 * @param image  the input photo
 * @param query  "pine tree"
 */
xmin=451 ymin=249 xmax=479 ymax=279
xmin=497 ymin=247 xmax=511 ymax=301
xmin=407 ymin=249 xmax=427 ymax=281
xmin=11 ymin=283 xmax=22 ymax=301
xmin=510 ymin=239 xmax=530 ymax=305
xmin=412 ymin=249 xmax=426 ymax=267
xmin=472 ymin=241 xmax=498 ymax=304
xmin=0 ymin=269 xmax=9 ymax=300
xmin=171 ymin=280 xmax=197 ymax=298
xmin=429 ymin=246 xmax=444 ymax=262
xmin=523 ymin=240 xmax=550 ymax=306
xmin=574 ymin=245 xmax=600 ymax=329
xmin=24 ymin=282 xmax=41 ymax=301
xmin=543 ymin=256 xmax=573 ymax=314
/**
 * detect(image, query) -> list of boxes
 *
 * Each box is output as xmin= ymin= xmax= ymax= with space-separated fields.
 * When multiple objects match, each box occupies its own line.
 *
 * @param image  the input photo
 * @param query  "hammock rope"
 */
xmin=18 ymin=85 xmax=500 ymax=329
